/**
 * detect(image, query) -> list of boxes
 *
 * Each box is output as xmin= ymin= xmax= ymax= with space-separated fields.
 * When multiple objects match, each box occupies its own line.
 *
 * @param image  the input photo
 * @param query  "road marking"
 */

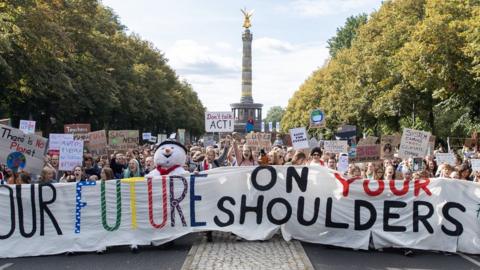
xmin=458 ymin=253 xmax=480 ymax=267
xmin=0 ymin=263 xmax=14 ymax=270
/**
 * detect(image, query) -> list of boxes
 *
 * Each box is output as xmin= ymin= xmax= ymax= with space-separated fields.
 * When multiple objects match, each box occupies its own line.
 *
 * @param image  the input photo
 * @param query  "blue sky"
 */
xmin=101 ymin=0 xmax=383 ymax=117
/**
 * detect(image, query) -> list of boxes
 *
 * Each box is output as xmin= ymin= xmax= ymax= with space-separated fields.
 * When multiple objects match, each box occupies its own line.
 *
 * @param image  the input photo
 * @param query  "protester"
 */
xmin=100 ymin=167 xmax=115 ymax=181
xmin=308 ymin=147 xmax=324 ymax=166
xmin=39 ymin=166 xmax=57 ymax=184
xmin=123 ymin=159 xmax=143 ymax=178
xmin=232 ymin=140 xmax=257 ymax=166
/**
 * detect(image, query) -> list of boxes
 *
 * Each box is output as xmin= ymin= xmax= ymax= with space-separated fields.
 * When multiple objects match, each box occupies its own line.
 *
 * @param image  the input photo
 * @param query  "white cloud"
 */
xmin=253 ymin=37 xmax=294 ymax=53
xmin=282 ymin=0 xmax=380 ymax=17
xmin=166 ymin=40 xmax=240 ymax=76
xmin=166 ymin=38 xmax=329 ymax=117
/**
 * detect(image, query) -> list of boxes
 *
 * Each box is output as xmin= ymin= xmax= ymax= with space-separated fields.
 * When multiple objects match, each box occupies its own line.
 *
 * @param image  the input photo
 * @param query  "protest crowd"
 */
xmin=1 ymin=121 xmax=480 ymax=257
xmin=1 ymin=132 xmax=480 ymax=185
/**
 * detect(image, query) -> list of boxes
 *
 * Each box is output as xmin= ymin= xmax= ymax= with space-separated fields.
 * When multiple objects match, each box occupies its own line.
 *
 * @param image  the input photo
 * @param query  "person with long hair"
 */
xmin=100 ymin=167 xmax=115 ymax=181
xmin=123 ymin=159 xmax=143 ymax=178
xmin=232 ymin=140 xmax=257 ymax=166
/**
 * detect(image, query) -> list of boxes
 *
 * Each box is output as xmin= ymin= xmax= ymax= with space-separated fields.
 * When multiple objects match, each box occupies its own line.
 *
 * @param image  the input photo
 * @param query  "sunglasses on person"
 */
xmin=312 ymin=153 xmax=320 ymax=157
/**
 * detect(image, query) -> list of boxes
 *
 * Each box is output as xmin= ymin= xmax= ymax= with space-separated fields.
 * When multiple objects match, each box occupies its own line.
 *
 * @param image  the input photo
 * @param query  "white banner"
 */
xmin=0 ymin=124 xmax=47 ymax=175
xmin=1 ymin=166 xmax=480 ymax=258
xmin=48 ymin=133 xmax=74 ymax=151
xmin=59 ymin=140 xmax=84 ymax=171
xmin=19 ymin=120 xmax=36 ymax=134
xmin=472 ymin=159 xmax=480 ymax=172
xmin=205 ymin=112 xmax=234 ymax=132
xmin=399 ymin=128 xmax=431 ymax=158
xmin=323 ymin=140 xmax=348 ymax=154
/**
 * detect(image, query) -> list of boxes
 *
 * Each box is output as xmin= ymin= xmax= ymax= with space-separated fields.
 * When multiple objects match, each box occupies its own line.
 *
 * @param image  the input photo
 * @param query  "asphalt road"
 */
xmin=1 ymin=233 xmax=479 ymax=270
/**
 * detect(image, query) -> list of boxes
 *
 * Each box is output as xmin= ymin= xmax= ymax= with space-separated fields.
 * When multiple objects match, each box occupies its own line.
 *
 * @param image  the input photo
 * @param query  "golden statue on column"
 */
xmin=241 ymin=8 xmax=254 ymax=29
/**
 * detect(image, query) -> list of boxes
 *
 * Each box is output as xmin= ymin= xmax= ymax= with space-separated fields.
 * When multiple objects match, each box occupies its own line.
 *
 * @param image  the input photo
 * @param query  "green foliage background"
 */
xmin=282 ymin=0 xmax=480 ymax=140
xmin=0 ymin=0 xmax=205 ymax=136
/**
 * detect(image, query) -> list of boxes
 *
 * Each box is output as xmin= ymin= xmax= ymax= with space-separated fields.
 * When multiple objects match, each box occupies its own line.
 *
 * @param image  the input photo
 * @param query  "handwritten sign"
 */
xmin=398 ymin=128 xmax=431 ymax=158
xmin=205 ymin=112 xmax=234 ymax=132
xmin=337 ymin=154 xmax=349 ymax=173
xmin=64 ymin=124 xmax=91 ymax=141
xmin=108 ymin=130 xmax=139 ymax=151
xmin=59 ymin=140 xmax=84 ymax=171
xmin=289 ymin=127 xmax=309 ymax=150
xmin=87 ymin=130 xmax=107 ymax=156
xmin=323 ymin=140 xmax=348 ymax=153
xmin=355 ymin=144 xmax=381 ymax=162
xmin=0 ymin=124 xmax=47 ymax=175
xmin=19 ymin=120 xmax=36 ymax=134
xmin=48 ymin=133 xmax=74 ymax=151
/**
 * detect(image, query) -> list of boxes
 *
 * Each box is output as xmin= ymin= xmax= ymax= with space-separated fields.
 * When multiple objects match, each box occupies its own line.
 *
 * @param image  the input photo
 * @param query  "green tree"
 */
xmin=327 ymin=13 xmax=368 ymax=57
xmin=264 ymin=106 xmax=285 ymax=127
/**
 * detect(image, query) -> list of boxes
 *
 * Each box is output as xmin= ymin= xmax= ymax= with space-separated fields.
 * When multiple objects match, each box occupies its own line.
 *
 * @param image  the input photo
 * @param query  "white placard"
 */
xmin=337 ymin=154 xmax=349 ymax=173
xmin=323 ymin=140 xmax=348 ymax=153
xmin=142 ymin=132 xmax=152 ymax=140
xmin=48 ymin=133 xmax=74 ymax=151
xmin=19 ymin=120 xmax=36 ymax=134
xmin=471 ymin=159 xmax=480 ymax=172
xmin=398 ymin=128 xmax=431 ymax=158
xmin=158 ymin=134 xmax=167 ymax=144
xmin=435 ymin=153 xmax=456 ymax=166
xmin=261 ymin=122 xmax=265 ymax=132
xmin=205 ymin=111 xmax=234 ymax=132
xmin=59 ymin=140 xmax=84 ymax=171
xmin=149 ymin=136 xmax=157 ymax=143
xmin=269 ymin=122 xmax=273 ymax=132
xmin=289 ymin=127 xmax=309 ymax=150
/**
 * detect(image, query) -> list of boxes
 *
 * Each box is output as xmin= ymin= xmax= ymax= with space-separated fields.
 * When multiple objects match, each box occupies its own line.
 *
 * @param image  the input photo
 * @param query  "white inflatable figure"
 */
xmin=146 ymin=140 xmax=188 ymax=249
xmin=147 ymin=140 xmax=188 ymax=178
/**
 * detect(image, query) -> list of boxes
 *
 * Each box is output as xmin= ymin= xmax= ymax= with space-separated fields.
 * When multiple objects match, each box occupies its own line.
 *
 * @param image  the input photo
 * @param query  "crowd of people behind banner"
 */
xmin=1 ymin=133 xmax=480 ymax=185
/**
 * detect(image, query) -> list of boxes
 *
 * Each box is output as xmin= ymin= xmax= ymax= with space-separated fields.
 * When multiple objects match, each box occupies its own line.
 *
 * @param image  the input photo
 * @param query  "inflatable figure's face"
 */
xmin=154 ymin=143 xmax=187 ymax=168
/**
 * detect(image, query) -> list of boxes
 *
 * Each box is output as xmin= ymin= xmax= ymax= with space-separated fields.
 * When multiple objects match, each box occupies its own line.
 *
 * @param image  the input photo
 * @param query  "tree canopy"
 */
xmin=264 ymin=106 xmax=285 ymax=126
xmin=0 ymin=0 xmax=205 ymax=136
xmin=282 ymin=0 xmax=480 ymax=139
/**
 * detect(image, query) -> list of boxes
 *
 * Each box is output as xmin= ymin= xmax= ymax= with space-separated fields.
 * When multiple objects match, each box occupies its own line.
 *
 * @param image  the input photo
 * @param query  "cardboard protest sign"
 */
xmin=289 ymin=127 xmax=309 ymax=150
xmin=0 ymin=124 xmax=47 ymax=175
xmin=0 ymin=118 xmax=11 ymax=126
xmin=108 ymin=130 xmax=139 ymax=151
xmin=355 ymin=144 xmax=381 ymax=162
xmin=87 ymin=130 xmax=107 ymax=156
xmin=398 ymin=128 xmax=431 ymax=158
xmin=380 ymin=135 xmax=400 ymax=159
xmin=142 ymin=132 xmax=152 ymax=141
xmin=471 ymin=159 xmax=480 ymax=172
xmin=323 ymin=140 xmax=348 ymax=153
xmin=435 ymin=153 xmax=456 ymax=166
xmin=1 ymin=166 xmax=480 ymax=258
xmin=19 ymin=120 xmax=36 ymax=134
xmin=205 ymin=112 xmax=234 ymax=132
xmin=64 ymin=124 xmax=91 ymax=141
xmin=48 ymin=133 xmax=74 ymax=151
xmin=59 ymin=140 xmax=84 ymax=171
